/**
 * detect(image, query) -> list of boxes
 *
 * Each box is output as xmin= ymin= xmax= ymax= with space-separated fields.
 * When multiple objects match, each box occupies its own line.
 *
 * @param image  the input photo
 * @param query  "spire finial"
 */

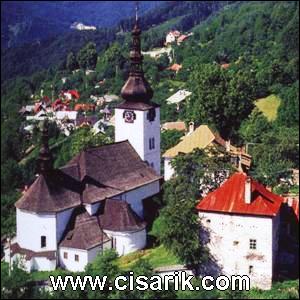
xmin=120 ymin=2 xmax=153 ymax=103
xmin=135 ymin=1 xmax=139 ymax=23
xmin=37 ymin=119 xmax=53 ymax=174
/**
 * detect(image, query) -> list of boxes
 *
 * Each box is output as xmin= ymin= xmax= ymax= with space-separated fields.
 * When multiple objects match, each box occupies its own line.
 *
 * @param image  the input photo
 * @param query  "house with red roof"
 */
xmin=197 ymin=172 xmax=298 ymax=290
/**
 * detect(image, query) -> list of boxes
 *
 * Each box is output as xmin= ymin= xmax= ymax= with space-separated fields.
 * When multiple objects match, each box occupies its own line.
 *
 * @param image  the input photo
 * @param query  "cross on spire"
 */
xmin=135 ymin=1 xmax=139 ymax=23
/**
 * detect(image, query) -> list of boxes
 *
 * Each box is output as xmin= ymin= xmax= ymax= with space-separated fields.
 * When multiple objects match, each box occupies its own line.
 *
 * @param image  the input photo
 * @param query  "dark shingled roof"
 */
xmin=99 ymin=199 xmax=146 ymax=232
xmin=10 ymin=243 xmax=56 ymax=261
xmin=15 ymin=168 xmax=83 ymax=213
xmin=60 ymin=207 xmax=110 ymax=250
xmin=15 ymin=141 xmax=161 ymax=213
xmin=67 ymin=141 xmax=161 ymax=204
xmin=116 ymin=100 xmax=160 ymax=111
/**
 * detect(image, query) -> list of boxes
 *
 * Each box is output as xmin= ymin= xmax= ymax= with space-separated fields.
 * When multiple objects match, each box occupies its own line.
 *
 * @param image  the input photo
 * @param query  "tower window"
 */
xmin=149 ymin=137 xmax=155 ymax=150
xmin=41 ymin=236 xmax=46 ymax=248
xmin=147 ymin=108 xmax=156 ymax=122
xmin=249 ymin=239 xmax=257 ymax=250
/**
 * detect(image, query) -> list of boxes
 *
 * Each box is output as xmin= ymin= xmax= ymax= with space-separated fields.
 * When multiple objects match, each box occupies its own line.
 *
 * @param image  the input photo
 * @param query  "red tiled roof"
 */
xmin=74 ymin=103 xmax=95 ymax=111
xmin=67 ymin=90 xmax=80 ymax=99
xmin=197 ymin=172 xmax=284 ymax=217
xmin=168 ymin=64 xmax=182 ymax=72
xmin=221 ymin=63 xmax=230 ymax=69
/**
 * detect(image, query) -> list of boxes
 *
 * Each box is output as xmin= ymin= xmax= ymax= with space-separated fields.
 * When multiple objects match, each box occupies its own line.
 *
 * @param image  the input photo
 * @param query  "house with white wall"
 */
xmin=197 ymin=172 xmax=285 ymax=290
xmin=163 ymin=125 xmax=251 ymax=181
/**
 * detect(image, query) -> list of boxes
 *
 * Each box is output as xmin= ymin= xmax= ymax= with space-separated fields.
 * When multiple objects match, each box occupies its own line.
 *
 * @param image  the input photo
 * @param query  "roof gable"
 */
xmin=15 ymin=168 xmax=82 ymax=213
xmin=17 ymin=141 xmax=161 ymax=212
xmin=99 ymin=199 xmax=146 ymax=232
xmin=163 ymin=125 xmax=215 ymax=158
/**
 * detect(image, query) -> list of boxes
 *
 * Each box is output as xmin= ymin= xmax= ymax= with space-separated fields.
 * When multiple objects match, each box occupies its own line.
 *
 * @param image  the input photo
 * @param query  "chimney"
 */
xmin=245 ymin=176 xmax=251 ymax=204
xmin=188 ymin=122 xmax=194 ymax=134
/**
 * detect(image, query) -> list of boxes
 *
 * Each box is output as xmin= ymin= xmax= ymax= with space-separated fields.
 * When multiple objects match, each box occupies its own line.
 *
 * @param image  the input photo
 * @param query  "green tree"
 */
xmin=66 ymin=52 xmax=79 ymax=72
xmin=160 ymin=148 xmax=233 ymax=267
xmin=161 ymin=129 xmax=185 ymax=154
xmin=77 ymin=42 xmax=98 ymax=70
xmin=1 ymin=262 xmax=32 ymax=299
xmin=187 ymin=64 xmax=257 ymax=139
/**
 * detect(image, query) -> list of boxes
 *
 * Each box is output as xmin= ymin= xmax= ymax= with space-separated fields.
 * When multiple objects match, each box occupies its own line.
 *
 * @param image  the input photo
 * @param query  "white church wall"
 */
xmin=87 ymin=240 xmax=112 ymax=262
xmin=59 ymin=247 xmax=88 ymax=272
xmin=115 ymin=109 xmax=145 ymax=159
xmin=164 ymin=157 xmax=175 ymax=181
xmin=56 ymin=208 xmax=75 ymax=243
xmin=104 ymin=229 xmax=146 ymax=256
xmin=31 ymin=257 xmax=56 ymax=272
xmin=17 ymin=209 xmax=57 ymax=252
xmin=143 ymin=108 xmax=161 ymax=175
xmin=116 ymin=180 xmax=160 ymax=218
xmin=199 ymin=211 xmax=274 ymax=290
xmin=115 ymin=107 xmax=161 ymax=176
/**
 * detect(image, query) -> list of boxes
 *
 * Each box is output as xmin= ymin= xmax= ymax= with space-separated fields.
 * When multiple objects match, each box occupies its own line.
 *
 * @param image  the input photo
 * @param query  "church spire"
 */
xmin=37 ymin=119 xmax=53 ymax=174
xmin=120 ymin=2 xmax=153 ymax=103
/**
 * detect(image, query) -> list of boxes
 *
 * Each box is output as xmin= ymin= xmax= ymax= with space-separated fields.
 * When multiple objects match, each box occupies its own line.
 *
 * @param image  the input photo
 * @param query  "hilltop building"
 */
xmin=5 ymin=15 xmax=162 ymax=272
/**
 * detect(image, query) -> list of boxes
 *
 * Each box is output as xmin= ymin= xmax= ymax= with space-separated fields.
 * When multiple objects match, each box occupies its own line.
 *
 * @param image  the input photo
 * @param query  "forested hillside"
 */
xmin=1 ymin=1 xmax=226 ymax=82
xmin=1 ymin=1 xmax=163 ymax=49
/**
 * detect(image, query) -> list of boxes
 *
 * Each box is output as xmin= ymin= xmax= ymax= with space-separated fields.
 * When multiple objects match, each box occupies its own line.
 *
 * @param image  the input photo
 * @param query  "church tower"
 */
xmin=115 ymin=7 xmax=161 ymax=175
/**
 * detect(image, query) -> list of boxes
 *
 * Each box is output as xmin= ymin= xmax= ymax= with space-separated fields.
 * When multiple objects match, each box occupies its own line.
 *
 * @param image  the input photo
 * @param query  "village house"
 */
xmin=166 ymin=89 xmax=192 ymax=111
xmin=197 ymin=172 xmax=299 ymax=290
xmin=5 ymin=17 xmax=162 ymax=273
xmin=161 ymin=121 xmax=187 ymax=132
xmin=165 ymin=30 xmax=181 ymax=44
xmin=70 ymin=22 xmax=96 ymax=31
xmin=167 ymin=63 xmax=182 ymax=73
xmin=163 ymin=124 xmax=251 ymax=181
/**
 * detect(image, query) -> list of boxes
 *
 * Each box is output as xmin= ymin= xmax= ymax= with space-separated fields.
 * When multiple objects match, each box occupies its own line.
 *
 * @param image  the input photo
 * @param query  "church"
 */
xmin=4 ymin=17 xmax=162 ymax=272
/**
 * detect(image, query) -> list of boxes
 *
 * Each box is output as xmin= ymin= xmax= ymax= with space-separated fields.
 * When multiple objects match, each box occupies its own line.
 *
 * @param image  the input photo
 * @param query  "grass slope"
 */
xmin=255 ymin=94 xmax=281 ymax=121
xmin=117 ymin=245 xmax=181 ymax=271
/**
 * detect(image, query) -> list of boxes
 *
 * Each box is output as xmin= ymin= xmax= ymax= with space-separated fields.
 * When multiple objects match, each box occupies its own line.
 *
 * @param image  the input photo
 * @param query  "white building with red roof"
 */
xmin=197 ymin=172 xmax=287 ymax=290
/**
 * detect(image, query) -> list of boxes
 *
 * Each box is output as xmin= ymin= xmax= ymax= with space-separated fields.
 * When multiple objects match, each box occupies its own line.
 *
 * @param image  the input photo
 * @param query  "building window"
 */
xmin=150 ymin=162 xmax=154 ymax=168
xmin=41 ymin=236 xmax=46 ymax=248
xmin=64 ymin=252 xmax=68 ymax=259
xmin=233 ymin=241 xmax=239 ymax=246
xmin=149 ymin=137 xmax=155 ymax=150
xmin=75 ymin=254 xmax=79 ymax=262
xmin=147 ymin=108 xmax=156 ymax=122
xmin=249 ymin=265 xmax=254 ymax=274
xmin=206 ymin=219 xmax=211 ymax=224
xmin=249 ymin=239 xmax=257 ymax=250
xmin=112 ymin=238 xmax=117 ymax=249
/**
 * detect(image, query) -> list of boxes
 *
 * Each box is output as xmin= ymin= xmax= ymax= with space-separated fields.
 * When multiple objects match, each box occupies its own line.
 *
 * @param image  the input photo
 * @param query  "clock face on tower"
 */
xmin=123 ymin=110 xmax=136 ymax=123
